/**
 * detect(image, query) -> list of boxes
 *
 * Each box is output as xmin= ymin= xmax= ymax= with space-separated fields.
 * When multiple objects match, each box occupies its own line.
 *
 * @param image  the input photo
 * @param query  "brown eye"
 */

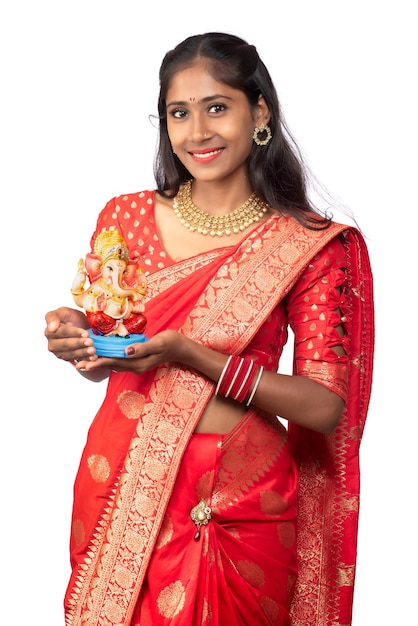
xmin=170 ymin=108 xmax=188 ymax=119
xmin=208 ymin=103 xmax=226 ymax=114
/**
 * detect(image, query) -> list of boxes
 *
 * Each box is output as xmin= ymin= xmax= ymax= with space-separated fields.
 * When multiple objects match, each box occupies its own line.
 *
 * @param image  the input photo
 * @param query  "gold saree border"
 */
xmin=289 ymin=229 xmax=374 ymax=626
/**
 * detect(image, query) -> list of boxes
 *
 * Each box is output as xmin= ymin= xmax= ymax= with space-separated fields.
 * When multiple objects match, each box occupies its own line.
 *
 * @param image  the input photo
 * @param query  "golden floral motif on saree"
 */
xmin=154 ymin=420 xmax=180 ymax=445
xmin=278 ymin=521 xmax=296 ymax=548
xmin=260 ymin=595 xmax=280 ymax=623
xmin=157 ymin=580 xmax=186 ymax=619
xmin=114 ymin=564 xmax=134 ymax=589
xmin=260 ymin=489 xmax=289 ymax=515
xmin=196 ymin=469 xmax=216 ymax=502
xmin=143 ymin=455 xmax=166 ymax=481
xmin=236 ymin=559 xmax=266 ymax=588
xmin=117 ymin=389 xmax=146 ymax=419
xmin=72 ymin=518 xmax=85 ymax=547
xmin=124 ymin=529 xmax=145 ymax=554
xmin=103 ymin=600 xmax=124 ymax=623
xmin=87 ymin=454 xmax=111 ymax=483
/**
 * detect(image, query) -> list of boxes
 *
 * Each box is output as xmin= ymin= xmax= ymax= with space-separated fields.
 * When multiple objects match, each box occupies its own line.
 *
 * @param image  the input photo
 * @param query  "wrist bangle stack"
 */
xmin=245 ymin=365 xmax=264 ymax=406
xmin=215 ymin=355 xmax=264 ymax=406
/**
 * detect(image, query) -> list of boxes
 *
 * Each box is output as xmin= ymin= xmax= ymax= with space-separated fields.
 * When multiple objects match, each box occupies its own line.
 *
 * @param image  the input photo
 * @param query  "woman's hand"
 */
xmin=45 ymin=306 xmax=94 ymax=359
xmin=81 ymin=330 xmax=187 ymax=375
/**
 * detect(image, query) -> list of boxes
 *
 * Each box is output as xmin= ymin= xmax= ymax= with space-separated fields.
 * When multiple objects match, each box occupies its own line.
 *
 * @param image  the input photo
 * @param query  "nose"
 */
xmin=190 ymin=114 xmax=210 ymax=141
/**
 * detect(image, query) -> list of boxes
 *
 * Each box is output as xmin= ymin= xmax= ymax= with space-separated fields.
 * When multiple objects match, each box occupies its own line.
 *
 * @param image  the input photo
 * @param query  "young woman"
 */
xmin=45 ymin=32 xmax=374 ymax=626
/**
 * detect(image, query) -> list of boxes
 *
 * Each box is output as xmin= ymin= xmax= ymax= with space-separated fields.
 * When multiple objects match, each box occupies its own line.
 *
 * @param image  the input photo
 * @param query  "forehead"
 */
xmin=166 ymin=60 xmax=240 ymax=102
xmin=105 ymin=258 xmax=125 ymax=267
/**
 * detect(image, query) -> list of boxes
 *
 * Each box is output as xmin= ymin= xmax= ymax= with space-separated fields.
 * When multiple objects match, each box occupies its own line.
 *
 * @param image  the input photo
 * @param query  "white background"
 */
xmin=1 ymin=1 xmax=415 ymax=623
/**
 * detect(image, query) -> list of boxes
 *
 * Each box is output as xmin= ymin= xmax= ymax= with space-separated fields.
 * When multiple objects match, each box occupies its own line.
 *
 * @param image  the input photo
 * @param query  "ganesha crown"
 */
xmin=94 ymin=229 xmax=129 ymax=263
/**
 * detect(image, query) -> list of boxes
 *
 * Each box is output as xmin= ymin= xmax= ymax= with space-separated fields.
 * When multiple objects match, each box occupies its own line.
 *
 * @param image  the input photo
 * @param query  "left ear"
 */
xmin=254 ymin=94 xmax=271 ymax=126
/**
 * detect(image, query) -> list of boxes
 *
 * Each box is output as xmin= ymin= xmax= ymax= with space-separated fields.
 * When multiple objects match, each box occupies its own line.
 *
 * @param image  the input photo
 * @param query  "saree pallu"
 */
xmin=64 ymin=209 xmax=374 ymax=626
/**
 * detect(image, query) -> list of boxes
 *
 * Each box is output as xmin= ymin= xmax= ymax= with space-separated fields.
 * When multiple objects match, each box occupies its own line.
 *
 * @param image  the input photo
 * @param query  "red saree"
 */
xmin=64 ymin=191 xmax=374 ymax=626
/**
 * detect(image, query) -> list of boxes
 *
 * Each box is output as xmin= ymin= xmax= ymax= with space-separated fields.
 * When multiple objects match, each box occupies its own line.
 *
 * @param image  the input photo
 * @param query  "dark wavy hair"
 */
xmin=154 ymin=32 xmax=331 ymax=229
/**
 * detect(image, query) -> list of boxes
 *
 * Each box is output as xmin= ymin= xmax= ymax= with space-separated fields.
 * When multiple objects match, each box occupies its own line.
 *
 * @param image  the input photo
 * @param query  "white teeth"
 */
xmin=192 ymin=150 xmax=221 ymax=158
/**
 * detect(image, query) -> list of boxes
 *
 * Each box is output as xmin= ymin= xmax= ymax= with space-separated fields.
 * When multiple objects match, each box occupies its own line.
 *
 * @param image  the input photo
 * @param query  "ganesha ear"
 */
xmin=85 ymin=253 xmax=102 ymax=279
xmin=123 ymin=262 xmax=138 ymax=287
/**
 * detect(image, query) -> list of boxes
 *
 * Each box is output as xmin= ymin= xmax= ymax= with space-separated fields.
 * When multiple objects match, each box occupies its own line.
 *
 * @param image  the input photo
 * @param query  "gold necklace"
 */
xmin=172 ymin=180 xmax=269 ymax=236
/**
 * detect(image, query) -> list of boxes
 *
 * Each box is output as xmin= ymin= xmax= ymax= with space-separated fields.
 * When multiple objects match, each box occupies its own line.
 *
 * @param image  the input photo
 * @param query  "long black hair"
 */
xmin=154 ymin=32 xmax=331 ymax=229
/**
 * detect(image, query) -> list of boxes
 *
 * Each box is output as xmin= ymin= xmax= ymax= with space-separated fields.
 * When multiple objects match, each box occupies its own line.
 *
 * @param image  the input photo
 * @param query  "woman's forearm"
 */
xmin=177 ymin=334 xmax=344 ymax=434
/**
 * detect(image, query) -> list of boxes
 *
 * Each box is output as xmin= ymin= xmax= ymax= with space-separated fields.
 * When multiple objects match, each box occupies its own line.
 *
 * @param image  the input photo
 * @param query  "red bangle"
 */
xmin=215 ymin=355 xmax=261 ymax=404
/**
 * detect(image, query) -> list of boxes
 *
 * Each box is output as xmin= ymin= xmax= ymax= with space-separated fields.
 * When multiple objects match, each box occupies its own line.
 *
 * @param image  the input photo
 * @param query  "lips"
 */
xmin=189 ymin=148 xmax=223 ymax=162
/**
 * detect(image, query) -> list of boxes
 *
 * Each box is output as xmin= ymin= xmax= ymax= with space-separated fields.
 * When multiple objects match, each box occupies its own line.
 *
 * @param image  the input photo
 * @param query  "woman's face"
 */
xmin=166 ymin=61 xmax=265 ymax=185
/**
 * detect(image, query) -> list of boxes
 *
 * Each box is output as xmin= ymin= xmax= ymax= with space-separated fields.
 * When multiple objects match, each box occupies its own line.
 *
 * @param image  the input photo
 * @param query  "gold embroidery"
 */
xmin=114 ymin=565 xmax=133 ymax=589
xmin=232 ymin=298 xmax=253 ymax=322
xmin=103 ymin=599 xmax=124 ymax=622
xmin=277 ymin=521 xmax=296 ymax=548
xmin=117 ymin=390 xmax=146 ymax=419
xmin=236 ymin=559 xmax=265 ymax=588
xmin=87 ymin=454 xmax=110 ymax=483
xmin=226 ymin=526 xmax=241 ymax=539
xmin=171 ymin=384 xmax=196 ymax=410
xmin=72 ymin=518 xmax=85 ymax=547
xmin=260 ymin=489 xmax=288 ymax=515
xmin=134 ymin=491 xmax=156 ymax=517
xmin=156 ymin=513 xmax=174 ymax=549
xmin=337 ymin=564 xmax=355 ymax=586
xmin=155 ymin=420 xmax=179 ymax=444
xmin=196 ymin=469 xmax=215 ymax=502
xmin=125 ymin=529 xmax=144 ymax=554
xmin=341 ymin=495 xmax=359 ymax=514
xmin=290 ymin=460 xmax=327 ymax=623
xmin=260 ymin=595 xmax=280 ymax=622
xmin=143 ymin=456 xmax=165 ymax=481
xmin=157 ymin=580 xmax=186 ymax=618
xmin=212 ymin=415 xmax=287 ymax=513
xmin=202 ymin=597 xmax=211 ymax=623
xmin=297 ymin=360 xmax=349 ymax=400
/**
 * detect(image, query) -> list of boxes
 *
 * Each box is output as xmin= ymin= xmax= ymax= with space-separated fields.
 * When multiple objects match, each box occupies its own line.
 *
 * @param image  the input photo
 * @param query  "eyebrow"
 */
xmin=166 ymin=94 xmax=233 ymax=108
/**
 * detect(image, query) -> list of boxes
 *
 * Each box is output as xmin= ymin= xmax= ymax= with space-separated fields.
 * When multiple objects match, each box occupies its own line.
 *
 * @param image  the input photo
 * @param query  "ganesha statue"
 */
xmin=71 ymin=229 xmax=148 ymax=356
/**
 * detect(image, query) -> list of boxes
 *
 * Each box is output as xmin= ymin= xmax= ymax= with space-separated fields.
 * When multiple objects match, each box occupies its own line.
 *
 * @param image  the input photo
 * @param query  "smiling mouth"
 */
xmin=189 ymin=148 xmax=223 ymax=160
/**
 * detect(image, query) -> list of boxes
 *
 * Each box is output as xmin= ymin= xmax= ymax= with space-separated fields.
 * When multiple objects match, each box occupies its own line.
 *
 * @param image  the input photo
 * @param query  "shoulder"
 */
xmin=279 ymin=211 xmax=353 ymax=247
xmin=93 ymin=190 xmax=157 ymax=240
xmin=105 ymin=189 xmax=156 ymax=212
xmin=96 ymin=189 xmax=156 ymax=223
